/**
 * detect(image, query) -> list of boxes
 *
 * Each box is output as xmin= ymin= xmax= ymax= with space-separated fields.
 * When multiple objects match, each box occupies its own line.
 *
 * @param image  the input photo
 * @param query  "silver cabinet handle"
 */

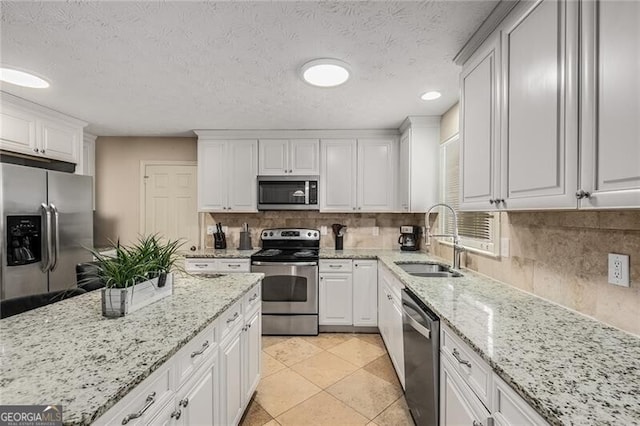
xmin=452 ymin=348 xmax=472 ymax=368
xmin=387 ymin=294 xmax=392 ymax=300
xmin=179 ymin=398 xmax=189 ymax=407
xmin=194 ymin=264 xmax=208 ymax=268
xmin=576 ymin=190 xmax=591 ymax=199
xmin=171 ymin=409 xmax=182 ymax=420
xmin=122 ymin=392 xmax=156 ymax=424
xmin=226 ymin=312 xmax=239 ymax=324
xmin=289 ymin=169 xmax=293 ymax=173
xmin=328 ymin=264 xmax=342 ymax=268
xmin=190 ymin=340 xmax=210 ymax=358
xmin=41 ymin=149 xmax=45 ymax=154
xmin=472 ymin=421 xmax=482 ymax=426
xmin=489 ymin=199 xmax=495 ymax=204
xmin=249 ymin=293 xmax=258 ymax=302
xmin=33 ymin=148 xmax=39 ymax=153
xmin=227 ymin=264 xmax=241 ymax=268
xmin=50 ymin=204 xmax=60 ymax=271
xmin=227 ymin=206 xmax=232 ymax=210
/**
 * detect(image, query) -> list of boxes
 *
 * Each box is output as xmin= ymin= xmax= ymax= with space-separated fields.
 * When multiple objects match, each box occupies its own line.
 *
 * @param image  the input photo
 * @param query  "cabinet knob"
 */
xmin=41 ymin=149 xmax=45 ymax=154
xmin=227 ymin=206 xmax=231 ymax=210
xmin=289 ymin=169 xmax=293 ymax=173
xmin=576 ymin=190 xmax=591 ymax=199
xmin=353 ymin=207 xmax=356 ymax=211
xmin=33 ymin=148 xmax=39 ymax=153
xmin=179 ymin=398 xmax=189 ymax=407
xmin=496 ymin=199 xmax=504 ymax=205
xmin=489 ymin=199 xmax=495 ymax=205
xmin=284 ymin=170 xmax=288 ymax=173
xmin=358 ymin=207 xmax=362 ymax=210
xmin=170 ymin=409 xmax=182 ymax=420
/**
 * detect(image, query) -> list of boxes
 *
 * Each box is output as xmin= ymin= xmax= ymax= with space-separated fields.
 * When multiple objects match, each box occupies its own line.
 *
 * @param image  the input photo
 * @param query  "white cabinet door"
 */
xmin=398 ymin=131 xmax=411 ymax=212
xmin=39 ymin=118 xmax=79 ymax=163
xmin=259 ymin=139 xmax=288 ymax=175
xmin=353 ymin=260 xmax=377 ymax=327
xmin=243 ymin=309 xmax=262 ymax=403
xmin=228 ymin=140 xmax=258 ymax=212
xmin=197 ymin=140 xmax=227 ymax=211
xmin=389 ymin=298 xmax=405 ymax=388
xmin=461 ymin=34 xmax=502 ymax=211
xmin=290 ymin=139 xmax=319 ymax=175
xmin=319 ymin=273 xmax=353 ymax=325
xmin=357 ymin=139 xmax=397 ymax=212
xmin=580 ymin=0 xmax=640 ymax=209
xmin=146 ymin=399 xmax=179 ymax=426
xmin=320 ymin=139 xmax=357 ymax=212
xmin=501 ymin=0 xmax=579 ymax=209
xmin=220 ymin=329 xmax=244 ymax=426
xmin=0 ymin=105 xmax=37 ymax=155
xmin=177 ymin=357 xmax=217 ymax=426
xmin=440 ymin=356 xmax=490 ymax=426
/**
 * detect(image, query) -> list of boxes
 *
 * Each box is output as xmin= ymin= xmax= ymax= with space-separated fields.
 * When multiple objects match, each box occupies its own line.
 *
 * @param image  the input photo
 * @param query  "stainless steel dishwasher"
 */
xmin=402 ymin=289 xmax=440 ymax=426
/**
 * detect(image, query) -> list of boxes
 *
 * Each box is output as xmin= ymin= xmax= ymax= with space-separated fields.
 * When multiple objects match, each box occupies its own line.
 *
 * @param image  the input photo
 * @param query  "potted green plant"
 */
xmin=90 ymin=235 xmax=183 ymax=318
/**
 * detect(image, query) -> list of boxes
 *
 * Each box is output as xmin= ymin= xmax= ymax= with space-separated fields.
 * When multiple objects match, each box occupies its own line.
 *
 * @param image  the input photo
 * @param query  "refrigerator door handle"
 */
xmin=50 ymin=204 xmax=60 ymax=271
xmin=40 ymin=203 xmax=53 ymax=272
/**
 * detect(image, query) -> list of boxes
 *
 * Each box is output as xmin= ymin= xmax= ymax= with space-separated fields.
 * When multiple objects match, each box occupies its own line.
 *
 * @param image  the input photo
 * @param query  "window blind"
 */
xmin=440 ymin=137 xmax=496 ymax=249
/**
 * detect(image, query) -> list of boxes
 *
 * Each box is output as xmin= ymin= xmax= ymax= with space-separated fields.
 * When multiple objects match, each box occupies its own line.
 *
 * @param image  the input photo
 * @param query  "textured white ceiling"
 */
xmin=0 ymin=1 xmax=497 ymax=136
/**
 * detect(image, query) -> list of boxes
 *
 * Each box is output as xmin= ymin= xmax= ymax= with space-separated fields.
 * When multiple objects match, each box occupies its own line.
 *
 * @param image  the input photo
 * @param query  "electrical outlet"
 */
xmin=206 ymin=225 xmax=215 ymax=235
xmin=608 ymin=253 xmax=630 ymax=287
xmin=222 ymin=226 xmax=228 ymax=234
xmin=320 ymin=226 xmax=328 ymax=236
xmin=372 ymin=226 xmax=379 ymax=236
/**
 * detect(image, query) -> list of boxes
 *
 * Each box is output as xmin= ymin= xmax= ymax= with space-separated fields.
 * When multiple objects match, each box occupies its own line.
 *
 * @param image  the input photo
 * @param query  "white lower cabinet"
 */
xmin=440 ymin=323 xmax=548 ymax=426
xmin=319 ymin=260 xmax=377 ymax=327
xmin=95 ymin=282 xmax=261 ymax=426
xmin=377 ymin=264 xmax=404 ymax=389
xmin=184 ymin=258 xmax=250 ymax=274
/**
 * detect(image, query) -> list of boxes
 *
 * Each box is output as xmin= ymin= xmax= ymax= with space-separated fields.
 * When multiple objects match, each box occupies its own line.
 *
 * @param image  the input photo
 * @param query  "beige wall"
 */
xmin=94 ymin=137 xmax=197 ymax=246
xmin=440 ymin=103 xmax=459 ymax=143
xmin=204 ymin=212 xmax=425 ymax=250
xmin=433 ymin=103 xmax=640 ymax=336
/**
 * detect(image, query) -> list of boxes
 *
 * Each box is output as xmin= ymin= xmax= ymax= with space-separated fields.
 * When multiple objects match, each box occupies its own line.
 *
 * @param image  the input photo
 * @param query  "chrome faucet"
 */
xmin=425 ymin=203 xmax=464 ymax=270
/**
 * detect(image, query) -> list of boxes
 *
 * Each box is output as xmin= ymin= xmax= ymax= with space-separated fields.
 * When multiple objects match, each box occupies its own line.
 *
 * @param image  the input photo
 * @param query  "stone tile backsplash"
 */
xmin=203 ymin=211 xmax=425 ymax=250
xmin=431 ymin=210 xmax=640 ymax=336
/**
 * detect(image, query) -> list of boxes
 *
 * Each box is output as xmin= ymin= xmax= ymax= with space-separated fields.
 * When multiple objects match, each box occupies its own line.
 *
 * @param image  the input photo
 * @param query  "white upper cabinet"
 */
xmin=358 ymin=138 xmax=397 ymax=211
xmin=320 ymin=139 xmax=358 ymax=211
xmin=460 ymin=34 xmax=502 ymax=211
xmin=398 ymin=117 xmax=441 ymax=212
xmin=579 ymin=0 xmax=640 ymax=209
xmin=0 ymin=93 xmax=85 ymax=164
xmin=500 ymin=0 xmax=579 ymax=209
xmin=259 ymin=139 xmax=319 ymax=175
xmin=197 ymin=137 xmax=258 ymax=212
xmin=321 ymin=138 xmax=397 ymax=212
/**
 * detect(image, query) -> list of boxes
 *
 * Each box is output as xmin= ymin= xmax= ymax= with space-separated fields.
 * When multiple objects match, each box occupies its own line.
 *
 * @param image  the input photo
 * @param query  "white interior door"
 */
xmin=143 ymin=163 xmax=198 ymax=249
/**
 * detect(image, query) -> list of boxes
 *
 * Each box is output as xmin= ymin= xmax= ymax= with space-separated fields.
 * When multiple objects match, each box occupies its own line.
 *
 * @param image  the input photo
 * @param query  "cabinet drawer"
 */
xmin=175 ymin=321 xmax=217 ymax=387
xmin=217 ymin=259 xmax=250 ymax=272
xmin=219 ymin=300 xmax=243 ymax=340
xmin=95 ymin=365 xmax=174 ymax=426
xmin=185 ymin=258 xmax=218 ymax=273
xmin=441 ymin=324 xmax=492 ymax=408
xmin=243 ymin=283 xmax=261 ymax=315
xmin=493 ymin=374 xmax=548 ymax=426
xmin=319 ymin=259 xmax=352 ymax=272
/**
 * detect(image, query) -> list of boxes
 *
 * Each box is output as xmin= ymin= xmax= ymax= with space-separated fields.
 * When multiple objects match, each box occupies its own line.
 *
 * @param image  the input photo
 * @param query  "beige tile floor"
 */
xmin=239 ymin=333 xmax=415 ymax=426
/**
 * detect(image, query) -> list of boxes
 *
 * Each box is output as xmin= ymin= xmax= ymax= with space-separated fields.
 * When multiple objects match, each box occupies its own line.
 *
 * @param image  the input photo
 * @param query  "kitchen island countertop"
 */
xmin=0 ymin=272 xmax=263 ymax=425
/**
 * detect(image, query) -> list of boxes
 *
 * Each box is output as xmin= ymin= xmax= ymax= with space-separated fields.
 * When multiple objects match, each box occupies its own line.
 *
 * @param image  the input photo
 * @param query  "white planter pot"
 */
xmin=101 ymin=273 xmax=173 ymax=318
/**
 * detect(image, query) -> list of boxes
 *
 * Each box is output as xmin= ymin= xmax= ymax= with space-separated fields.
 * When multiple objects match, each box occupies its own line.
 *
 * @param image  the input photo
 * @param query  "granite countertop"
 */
xmin=0 ymin=272 xmax=264 ymax=425
xmin=183 ymin=248 xmax=258 ymax=258
xmin=370 ymin=251 xmax=640 ymax=426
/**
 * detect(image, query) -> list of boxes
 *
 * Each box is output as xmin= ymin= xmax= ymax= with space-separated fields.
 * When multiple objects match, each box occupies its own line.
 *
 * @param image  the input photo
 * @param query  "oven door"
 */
xmin=251 ymin=261 xmax=318 ymax=314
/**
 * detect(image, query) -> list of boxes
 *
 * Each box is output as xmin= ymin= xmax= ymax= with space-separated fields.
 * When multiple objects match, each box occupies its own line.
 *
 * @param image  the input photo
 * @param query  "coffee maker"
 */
xmin=398 ymin=225 xmax=421 ymax=251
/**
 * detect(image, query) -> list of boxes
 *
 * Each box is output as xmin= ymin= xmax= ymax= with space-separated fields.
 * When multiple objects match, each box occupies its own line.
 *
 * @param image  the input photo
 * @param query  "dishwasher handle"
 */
xmin=402 ymin=304 xmax=432 ymax=340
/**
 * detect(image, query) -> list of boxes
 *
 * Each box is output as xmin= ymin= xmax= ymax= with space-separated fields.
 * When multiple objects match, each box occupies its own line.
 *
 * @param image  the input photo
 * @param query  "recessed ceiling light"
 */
xmin=0 ymin=67 xmax=50 ymax=88
xmin=421 ymin=91 xmax=441 ymax=101
xmin=301 ymin=59 xmax=350 ymax=88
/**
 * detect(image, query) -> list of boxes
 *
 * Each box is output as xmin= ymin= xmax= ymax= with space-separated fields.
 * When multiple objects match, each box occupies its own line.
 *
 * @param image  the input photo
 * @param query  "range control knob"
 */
xmin=269 ymin=231 xmax=274 ymax=236
xmin=314 ymin=232 xmax=318 ymax=237
xmin=307 ymin=232 xmax=311 ymax=237
xmin=263 ymin=232 xmax=267 ymax=237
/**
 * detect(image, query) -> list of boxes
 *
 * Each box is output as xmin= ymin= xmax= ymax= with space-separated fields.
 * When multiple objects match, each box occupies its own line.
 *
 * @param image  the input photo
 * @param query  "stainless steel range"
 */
xmin=251 ymin=228 xmax=320 ymax=335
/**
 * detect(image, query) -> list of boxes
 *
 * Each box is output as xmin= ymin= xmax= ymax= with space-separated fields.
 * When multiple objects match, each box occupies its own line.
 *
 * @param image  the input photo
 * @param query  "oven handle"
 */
xmin=251 ymin=261 xmax=318 ymax=267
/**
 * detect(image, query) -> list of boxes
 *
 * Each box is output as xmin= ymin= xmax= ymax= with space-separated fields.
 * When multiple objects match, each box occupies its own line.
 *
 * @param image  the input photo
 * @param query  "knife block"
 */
xmin=214 ymin=232 xmax=226 ymax=249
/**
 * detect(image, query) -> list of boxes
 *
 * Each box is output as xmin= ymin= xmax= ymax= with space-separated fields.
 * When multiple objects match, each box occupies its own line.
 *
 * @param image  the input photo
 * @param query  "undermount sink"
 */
xmin=395 ymin=262 xmax=463 ymax=278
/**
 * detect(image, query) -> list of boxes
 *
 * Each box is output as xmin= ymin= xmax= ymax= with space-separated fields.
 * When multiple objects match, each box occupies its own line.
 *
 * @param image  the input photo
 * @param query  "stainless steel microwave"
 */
xmin=257 ymin=176 xmax=319 ymax=210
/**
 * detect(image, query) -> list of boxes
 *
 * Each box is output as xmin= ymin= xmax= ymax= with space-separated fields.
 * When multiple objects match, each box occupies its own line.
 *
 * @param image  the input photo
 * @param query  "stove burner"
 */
xmin=260 ymin=249 xmax=282 ymax=257
xmin=294 ymin=250 xmax=315 ymax=257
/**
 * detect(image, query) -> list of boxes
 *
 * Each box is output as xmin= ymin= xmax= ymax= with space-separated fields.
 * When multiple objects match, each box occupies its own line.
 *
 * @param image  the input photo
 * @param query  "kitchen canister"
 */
xmin=238 ymin=231 xmax=252 ymax=250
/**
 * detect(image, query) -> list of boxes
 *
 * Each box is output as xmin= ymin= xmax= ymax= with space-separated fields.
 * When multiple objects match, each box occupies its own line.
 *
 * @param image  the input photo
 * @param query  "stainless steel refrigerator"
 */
xmin=0 ymin=163 xmax=93 ymax=300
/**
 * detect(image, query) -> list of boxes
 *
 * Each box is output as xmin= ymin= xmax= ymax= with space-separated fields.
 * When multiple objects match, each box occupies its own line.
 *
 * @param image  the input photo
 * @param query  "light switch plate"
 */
xmin=608 ymin=253 xmax=630 ymax=287
xmin=320 ymin=226 xmax=328 ymax=236
xmin=206 ymin=225 xmax=215 ymax=235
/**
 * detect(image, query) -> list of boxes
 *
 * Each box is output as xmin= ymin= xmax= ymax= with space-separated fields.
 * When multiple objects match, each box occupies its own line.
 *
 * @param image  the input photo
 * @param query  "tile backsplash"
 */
xmin=203 ymin=211 xmax=425 ymax=250
xmin=431 ymin=210 xmax=640 ymax=336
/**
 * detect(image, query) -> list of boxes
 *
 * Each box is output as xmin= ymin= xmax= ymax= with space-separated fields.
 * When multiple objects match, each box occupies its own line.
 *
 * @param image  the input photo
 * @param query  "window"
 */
xmin=438 ymin=135 xmax=500 ymax=255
